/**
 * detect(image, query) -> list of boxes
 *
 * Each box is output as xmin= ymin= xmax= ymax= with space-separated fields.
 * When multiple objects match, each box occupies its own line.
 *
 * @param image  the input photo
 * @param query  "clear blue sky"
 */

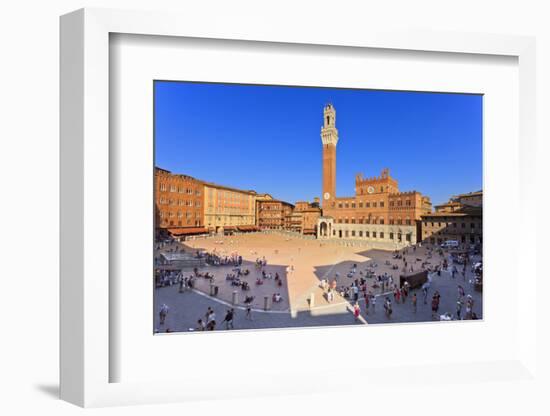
xmin=155 ymin=81 xmax=482 ymax=206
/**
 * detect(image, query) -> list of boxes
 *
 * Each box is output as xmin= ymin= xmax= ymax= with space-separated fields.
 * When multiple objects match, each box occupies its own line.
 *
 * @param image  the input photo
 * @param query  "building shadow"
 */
xmin=284 ymin=307 xmax=365 ymax=328
xmin=155 ymin=237 xmax=293 ymax=313
xmin=155 ymin=229 xmax=482 ymax=331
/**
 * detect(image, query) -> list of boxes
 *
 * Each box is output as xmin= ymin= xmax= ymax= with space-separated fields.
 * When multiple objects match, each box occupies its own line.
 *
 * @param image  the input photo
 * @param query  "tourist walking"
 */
xmin=353 ymin=303 xmax=361 ymax=321
xmin=196 ymin=319 xmax=205 ymax=331
xmin=246 ymin=304 xmax=253 ymax=320
xmin=456 ymin=300 xmax=463 ymax=320
xmin=207 ymin=310 xmax=216 ymax=330
xmin=159 ymin=303 xmax=169 ymax=325
xmin=222 ymin=308 xmax=235 ymax=329
xmin=422 ymin=286 xmax=429 ymax=304
xmin=205 ymin=307 xmax=212 ymax=325
xmin=431 ymin=295 xmax=440 ymax=319
xmin=384 ymin=297 xmax=393 ymax=318
xmin=466 ymin=294 xmax=474 ymax=309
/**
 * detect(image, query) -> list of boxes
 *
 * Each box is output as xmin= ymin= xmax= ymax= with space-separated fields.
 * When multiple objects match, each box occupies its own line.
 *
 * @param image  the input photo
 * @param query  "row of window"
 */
xmin=424 ymin=221 xmax=479 ymax=229
xmin=390 ymin=200 xmax=412 ymax=207
xmin=334 ymin=199 xmax=413 ymax=209
xmin=206 ymin=215 xmax=252 ymax=223
xmin=216 ymin=190 xmax=249 ymax=200
xmin=390 ymin=219 xmax=412 ymax=225
xmin=333 ymin=229 xmax=412 ymax=241
xmin=337 ymin=201 xmax=385 ymax=209
xmin=337 ymin=218 xmax=385 ymax=225
xmin=216 ymin=203 xmax=250 ymax=209
xmin=162 ymin=219 xmax=202 ymax=227
xmin=159 ymin=183 xmax=202 ymax=195
xmin=335 ymin=218 xmax=413 ymax=225
xmin=159 ymin=211 xmax=201 ymax=219
xmin=206 ymin=207 xmax=252 ymax=214
xmin=158 ymin=198 xmax=201 ymax=207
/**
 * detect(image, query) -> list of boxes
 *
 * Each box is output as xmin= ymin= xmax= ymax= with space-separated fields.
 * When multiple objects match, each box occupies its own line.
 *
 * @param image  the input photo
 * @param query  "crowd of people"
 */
xmin=201 ymin=250 xmax=243 ymax=267
xmin=155 ymin=269 xmax=198 ymax=289
xmin=194 ymin=304 xmax=256 ymax=331
xmin=157 ymin=304 xmax=244 ymax=332
xmin=315 ymin=243 xmax=482 ymax=322
xmin=155 ymin=237 xmax=482 ymax=332
xmin=194 ymin=307 xmax=239 ymax=331
xmin=154 ymin=241 xmax=287 ymax=331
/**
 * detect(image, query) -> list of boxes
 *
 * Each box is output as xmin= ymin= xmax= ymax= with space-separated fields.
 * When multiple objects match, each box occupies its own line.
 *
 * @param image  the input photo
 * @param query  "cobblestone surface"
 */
xmin=154 ymin=234 xmax=482 ymax=333
xmin=155 ymin=286 xmax=363 ymax=332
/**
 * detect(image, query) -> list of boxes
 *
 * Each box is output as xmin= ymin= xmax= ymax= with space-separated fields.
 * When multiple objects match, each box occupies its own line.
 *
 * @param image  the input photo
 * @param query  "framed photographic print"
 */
xmin=60 ymin=7 xmax=538 ymax=407
xmin=152 ymin=81 xmax=483 ymax=333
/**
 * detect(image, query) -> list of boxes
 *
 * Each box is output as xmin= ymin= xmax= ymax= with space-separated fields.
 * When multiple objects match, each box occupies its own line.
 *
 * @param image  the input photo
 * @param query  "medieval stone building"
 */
xmin=317 ymin=104 xmax=432 ymax=247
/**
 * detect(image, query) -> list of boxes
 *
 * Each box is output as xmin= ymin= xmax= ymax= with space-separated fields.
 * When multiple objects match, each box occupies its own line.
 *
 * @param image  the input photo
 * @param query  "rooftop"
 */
xmin=203 ymin=181 xmax=258 ymax=195
xmin=258 ymin=199 xmax=295 ymax=208
xmin=453 ymin=190 xmax=483 ymax=199
xmin=155 ymin=167 xmax=201 ymax=182
xmin=422 ymin=206 xmax=482 ymax=218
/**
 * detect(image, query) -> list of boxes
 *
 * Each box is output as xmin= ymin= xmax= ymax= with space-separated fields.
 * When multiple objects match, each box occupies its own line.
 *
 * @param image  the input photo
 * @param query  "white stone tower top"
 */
xmin=321 ymin=103 xmax=339 ymax=146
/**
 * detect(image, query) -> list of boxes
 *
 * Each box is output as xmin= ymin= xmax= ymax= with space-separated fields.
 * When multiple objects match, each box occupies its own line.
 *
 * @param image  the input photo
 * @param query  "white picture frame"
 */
xmin=60 ymin=7 xmax=538 ymax=407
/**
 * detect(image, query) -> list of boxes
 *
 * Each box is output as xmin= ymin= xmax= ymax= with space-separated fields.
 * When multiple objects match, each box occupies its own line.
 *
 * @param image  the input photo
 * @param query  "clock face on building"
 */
xmin=367 ymin=186 xmax=375 ymax=194
xmin=323 ymin=192 xmax=331 ymax=200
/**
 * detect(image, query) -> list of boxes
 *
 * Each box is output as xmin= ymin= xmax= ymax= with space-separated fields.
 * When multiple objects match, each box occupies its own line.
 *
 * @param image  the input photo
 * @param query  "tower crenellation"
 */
xmin=321 ymin=103 xmax=339 ymax=146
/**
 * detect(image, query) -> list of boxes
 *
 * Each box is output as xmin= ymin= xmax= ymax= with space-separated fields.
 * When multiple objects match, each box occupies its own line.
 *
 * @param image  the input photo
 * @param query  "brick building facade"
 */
xmin=257 ymin=200 xmax=295 ymax=230
xmin=420 ymin=191 xmax=482 ymax=245
xmin=203 ymin=183 xmax=257 ymax=233
xmin=317 ymin=104 xmax=432 ymax=247
xmin=154 ymin=168 xmax=206 ymax=236
xmin=454 ymin=190 xmax=482 ymax=207
xmin=289 ymin=200 xmax=322 ymax=235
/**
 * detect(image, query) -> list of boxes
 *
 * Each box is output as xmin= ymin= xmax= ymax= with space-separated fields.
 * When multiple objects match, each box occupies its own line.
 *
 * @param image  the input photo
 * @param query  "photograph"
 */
xmin=1 ymin=0 xmax=544 ymax=412
xmin=153 ymin=81 xmax=483 ymax=333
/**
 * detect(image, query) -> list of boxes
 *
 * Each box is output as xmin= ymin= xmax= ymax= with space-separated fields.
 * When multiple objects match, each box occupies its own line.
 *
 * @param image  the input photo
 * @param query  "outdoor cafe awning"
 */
xmin=167 ymin=227 xmax=208 ymax=236
xmin=237 ymin=225 xmax=259 ymax=231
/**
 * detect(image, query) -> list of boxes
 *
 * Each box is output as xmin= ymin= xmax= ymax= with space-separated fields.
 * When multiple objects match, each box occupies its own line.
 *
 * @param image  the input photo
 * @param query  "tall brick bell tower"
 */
xmin=321 ymin=103 xmax=338 ymax=207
